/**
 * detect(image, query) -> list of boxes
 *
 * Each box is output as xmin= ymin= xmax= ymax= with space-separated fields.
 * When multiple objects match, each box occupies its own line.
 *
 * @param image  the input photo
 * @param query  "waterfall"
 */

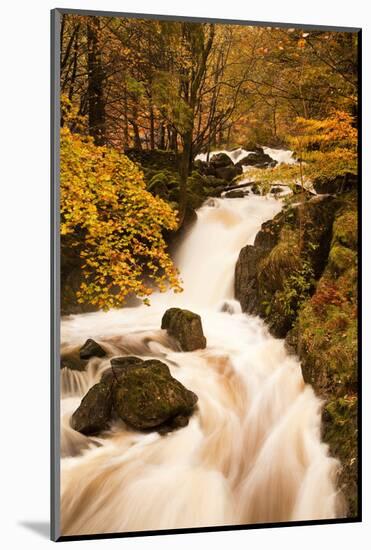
xmin=60 ymin=187 xmax=341 ymax=536
xmin=262 ymin=146 xmax=297 ymax=165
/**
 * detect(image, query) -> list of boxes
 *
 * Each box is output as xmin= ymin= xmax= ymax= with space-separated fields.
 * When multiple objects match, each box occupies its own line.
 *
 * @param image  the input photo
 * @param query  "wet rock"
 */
xmin=234 ymin=245 xmax=263 ymax=314
xmin=113 ymin=359 xmax=198 ymax=430
xmin=161 ymin=307 xmax=207 ymax=351
xmin=225 ymin=189 xmax=246 ymax=199
xmin=79 ymin=338 xmax=107 ymax=360
xmin=158 ymin=414 xmax=190 ymax=435
xmin=170 ymin=414 xmax=190 ymax=429
xmin=101 ymin=356 xmax=144 ymax=384
xmin=60 ymin=348 xmax=87 ymax=371
xmin=194 ymin=153 xmax=241 ymax=182
xmin=250 ymin=183 xmax=261 ymax=195
xmin=214 ymin=164 xmax=241 ymax=181
xmin=210 ymin=152 xmax=233 ymax=168
xmin=71 ymin=382 xmax=113 ymax=435
xmin=220 ymin=300 xmax=240 ymax=314
xmin=236 ymin=151 xmax=277 ymax=169
xmin=234 ymin=195 xmax=340 ymax=336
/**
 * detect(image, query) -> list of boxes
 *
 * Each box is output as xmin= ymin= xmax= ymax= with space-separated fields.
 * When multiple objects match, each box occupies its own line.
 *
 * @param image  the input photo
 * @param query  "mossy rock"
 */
xmin=332 ymin=207 xmax=357 ymax=250
xmin=71 ymin=382 xmax=113 ymax=435
xmin=113 ymin=359 xmax=198 ymax=430
xmin=322 ymin=396 xmax=358 ymax=517
xmin=187 ymin=191 xmax=206 ymax=210
xmin=209 ymin=152 xmax=233 ymax=168
xmin=161 ymin=307 xmax=207 ymax=351
xmin=214 ymin=165 xmax=241 ymax=181
xmin=101 ymin=356 xmax=144 ymax=384
xmin=60 ymin=348 xmax=88 ymax=371
xmin=236 ymin=151 xmax=277 ymax=169
xmin=147 ymin=170 xmax=180 ymax=200
xmin=203 ymin=175 xmax=228 ymax=188
xmin=72 ymin=357 xmax=199 ymax=434
xmin=328 ymin=245 xmax=356 ymax=276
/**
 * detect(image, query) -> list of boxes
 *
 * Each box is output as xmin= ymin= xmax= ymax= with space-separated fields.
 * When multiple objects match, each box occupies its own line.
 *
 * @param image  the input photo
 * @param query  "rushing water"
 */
xmin=195 ymin=146 xmax=296 ymax=166
xmin=60 ymin=171 xmax=341 ymax=536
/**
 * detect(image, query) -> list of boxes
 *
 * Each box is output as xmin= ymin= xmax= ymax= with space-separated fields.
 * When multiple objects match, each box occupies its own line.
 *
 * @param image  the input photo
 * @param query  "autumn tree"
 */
xmin=60 ymin=98 xmax=182 ymax=309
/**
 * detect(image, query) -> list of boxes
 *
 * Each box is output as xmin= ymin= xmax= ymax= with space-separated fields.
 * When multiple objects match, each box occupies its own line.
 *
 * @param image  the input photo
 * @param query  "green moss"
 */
xmin=258 ymin=228 xmax=301 ymax=292
xmin=323 ymin=396 xmax=358 ymax=517
xmin=256 ymin=225 xmax=315 ymax=337
xmin=161 ymin=307 xmax=207 ymax=351
xmin=332 ymin=208 xmax=357 ymax=250
xmin=113 ymin=359 xmax=198 ymax=429
xmin=328 ymin=245 xmax=356 ymax=275
xmin=287 ymin=192 xmax=358 ymax=516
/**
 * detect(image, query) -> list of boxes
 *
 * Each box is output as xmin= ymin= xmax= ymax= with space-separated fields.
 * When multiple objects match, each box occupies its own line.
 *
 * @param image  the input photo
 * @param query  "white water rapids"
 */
xmin=60 ymin=180 xmax=342 ymax=536
xmin=195 ymin=146 xmax=296 ymax=166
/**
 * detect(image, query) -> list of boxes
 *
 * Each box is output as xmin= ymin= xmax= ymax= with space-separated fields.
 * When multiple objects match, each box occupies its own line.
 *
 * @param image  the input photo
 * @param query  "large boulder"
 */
xmin=234 ymin=195 xmax=340 ymax=337
xmin=209 ymin=152 xmax=233 ymax=168
xmin=235 ymin=215 xmax=283 ymax=314
xmin=235 ymin=245 xmax=264 ymax=313
xmin=101 ymin=356 xmax=144 ymax=384
xmin=71 ymin=356 xmax=199 ymax=435
xmin=71 ymin=382 xmax=113 ymax=435
xmin=79 ymin=338 xmax=107 ymax=360
xmin=214 ymin=164 xmax=242 ymax=182
xmin=113 ymin=359 xmax=198 ymax=430
xmin=161 ymin=308 xmax=207 ymax=351
xmin=237 ymin=151 xmax=277 ymax=169
xmin=195 ymin=155 xmax=242 ymax=182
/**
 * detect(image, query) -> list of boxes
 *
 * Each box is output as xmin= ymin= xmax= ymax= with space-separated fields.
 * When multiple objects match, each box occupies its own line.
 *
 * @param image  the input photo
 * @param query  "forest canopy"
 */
xmin=59 ymin=15 xmax=358 ymax=309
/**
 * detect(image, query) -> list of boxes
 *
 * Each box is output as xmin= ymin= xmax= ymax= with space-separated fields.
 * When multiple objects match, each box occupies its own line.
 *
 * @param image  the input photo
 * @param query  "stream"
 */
xmin=60 ymin=149 xmax=340 ymax=536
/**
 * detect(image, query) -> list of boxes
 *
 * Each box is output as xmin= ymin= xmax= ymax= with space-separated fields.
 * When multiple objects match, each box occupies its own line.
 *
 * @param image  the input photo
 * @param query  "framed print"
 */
xmin=51 ymin=8 xmax=361 ymax=541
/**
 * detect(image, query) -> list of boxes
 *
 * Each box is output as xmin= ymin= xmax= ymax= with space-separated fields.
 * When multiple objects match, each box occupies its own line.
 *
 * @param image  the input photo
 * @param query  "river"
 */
xmin=59 ymin=149 xmax=340 ymax=535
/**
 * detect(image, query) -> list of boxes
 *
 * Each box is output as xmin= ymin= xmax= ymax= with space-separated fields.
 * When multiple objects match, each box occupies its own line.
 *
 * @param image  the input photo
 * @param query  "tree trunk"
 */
xmin=68 ymin=25 xmax=80 ymax=102
xmin=178 ymin=130 xmax=193 ymax=226
xmin=131 ymin=107 xmax=142 ymax=151
xmin=169 ymin=127 xmax=178 ymax=152
xmin=158 ymin=123 xmax=165 ymax=149
xmin=87 ymin=18 xmax=106 ymax=145
xmin=149 ymin=101 xmax=155 ymax=150
xmin=122 ymin=82 xmax=129 ymax=151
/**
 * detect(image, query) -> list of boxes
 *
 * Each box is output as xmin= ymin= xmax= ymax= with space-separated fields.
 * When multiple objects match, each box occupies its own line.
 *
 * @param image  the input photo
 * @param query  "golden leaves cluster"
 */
xmin=60 ymin=124 xmax=182 ymax=309
xmin=247 ymin=110 xmax=357 ymax=188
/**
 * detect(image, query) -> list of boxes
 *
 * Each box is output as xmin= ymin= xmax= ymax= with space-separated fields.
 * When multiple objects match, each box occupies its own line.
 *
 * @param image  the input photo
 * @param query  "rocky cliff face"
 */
xmin=234 ymin=190 xmax=358 ymax=516
xmin=235 ymin=195 xmax=340 ymax=337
